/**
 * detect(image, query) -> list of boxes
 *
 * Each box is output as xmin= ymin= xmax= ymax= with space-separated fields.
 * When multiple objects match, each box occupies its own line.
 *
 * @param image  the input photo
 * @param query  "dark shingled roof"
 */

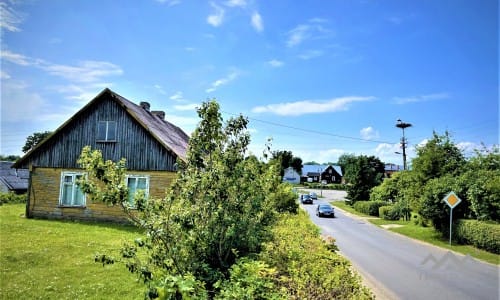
xmin=12 ymin=88 xmax=190 ymax=169
xmin=0 ymin=161 xmax=28 ymax=191
xmin=110 ymin=90 xmax=190 ymax=159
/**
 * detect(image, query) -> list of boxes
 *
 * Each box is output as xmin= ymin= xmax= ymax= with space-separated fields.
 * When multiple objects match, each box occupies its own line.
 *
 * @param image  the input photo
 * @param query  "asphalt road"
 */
xmin=300 ymin=189 xmax=499 ymax=300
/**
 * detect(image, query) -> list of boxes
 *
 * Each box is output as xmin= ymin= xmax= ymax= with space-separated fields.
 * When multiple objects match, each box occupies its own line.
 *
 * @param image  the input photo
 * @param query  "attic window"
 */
xmin=97 ymin=121 xmax=116 ymax=142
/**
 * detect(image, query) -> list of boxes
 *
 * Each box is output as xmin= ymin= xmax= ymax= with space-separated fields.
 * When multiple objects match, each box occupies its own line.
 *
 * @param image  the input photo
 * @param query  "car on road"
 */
xmin=300 ymin=194 xmax=313 ymax=204
xmin=316 ymin=204 xmax=335 ymax=217
xmin=309 ymin=192 xmax=318 ymax=200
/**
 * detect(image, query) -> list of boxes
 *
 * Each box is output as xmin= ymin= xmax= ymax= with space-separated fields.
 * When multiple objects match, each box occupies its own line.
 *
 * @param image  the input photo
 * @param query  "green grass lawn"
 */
xmin=0 ymin=204 xmax=145 ymax=299
xmin=331 ymin=201 xmax=499 ymax=265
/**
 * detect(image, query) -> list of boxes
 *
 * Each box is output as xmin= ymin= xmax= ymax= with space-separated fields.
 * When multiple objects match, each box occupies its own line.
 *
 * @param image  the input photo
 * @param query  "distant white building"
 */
xmin=282 ymin=167 xmax=300 ymax=184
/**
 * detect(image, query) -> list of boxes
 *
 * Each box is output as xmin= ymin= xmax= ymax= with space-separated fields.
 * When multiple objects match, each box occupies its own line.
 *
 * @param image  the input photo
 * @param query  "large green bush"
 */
xmin=455 ymin=219 xmax=500 ymax=254
xmin=353 ymin=201 xmax=388 ymax=217
xmin=419 ymin=175 xmax=469 ymax=235
xmin=378 ymin=205 xmax=400 ymax=220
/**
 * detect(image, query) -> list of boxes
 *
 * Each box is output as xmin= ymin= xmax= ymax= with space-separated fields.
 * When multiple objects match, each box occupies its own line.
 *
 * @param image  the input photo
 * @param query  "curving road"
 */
xmin=300 ymin=189 xmax=499 ymax=300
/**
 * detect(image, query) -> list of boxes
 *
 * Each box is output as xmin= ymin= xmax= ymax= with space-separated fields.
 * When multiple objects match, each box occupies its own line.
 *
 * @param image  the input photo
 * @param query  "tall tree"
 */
xmin=78 ymin=100 xmax=297 ymax=298
xmin=411 ymin=131 xmax=465 ymax=182
xmin=22 ymin=131 xmax=52 ymax=153
xmin=342 ymin=155 xmax=385 ymax=202
xmin=272 ymin=150 xmax=302 ymax=176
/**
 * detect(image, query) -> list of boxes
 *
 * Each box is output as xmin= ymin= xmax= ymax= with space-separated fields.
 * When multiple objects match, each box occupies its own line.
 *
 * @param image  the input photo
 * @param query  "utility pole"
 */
xmin=396 ymin=119 xmax=412 ymax=170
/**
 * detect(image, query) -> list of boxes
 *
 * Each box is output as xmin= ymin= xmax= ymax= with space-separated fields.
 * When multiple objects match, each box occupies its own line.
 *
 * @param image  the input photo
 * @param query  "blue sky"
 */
xmin=1 ymin=0 xmax=498 ymax=165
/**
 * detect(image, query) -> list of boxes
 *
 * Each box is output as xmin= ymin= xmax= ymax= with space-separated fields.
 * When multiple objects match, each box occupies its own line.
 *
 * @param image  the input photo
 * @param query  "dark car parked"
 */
xmin=316 ymin=204 xmax=335 ymax=217
xmin=300 ymin=194 xmax=313 ymax=204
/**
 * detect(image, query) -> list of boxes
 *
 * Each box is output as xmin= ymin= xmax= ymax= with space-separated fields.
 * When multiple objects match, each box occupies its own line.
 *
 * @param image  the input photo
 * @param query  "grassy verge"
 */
xmin=331 ymin=201 xmax=499 ymax=265
xmin=0 ymin=204 xmax=145 ymax=299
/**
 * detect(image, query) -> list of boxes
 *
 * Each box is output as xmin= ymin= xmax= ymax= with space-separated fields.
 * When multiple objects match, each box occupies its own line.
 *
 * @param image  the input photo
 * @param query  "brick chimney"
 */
xmin=152 ymin=110 xmax=165 ymax=120
xmin=139 ymin=101 xmax=150 ymax=111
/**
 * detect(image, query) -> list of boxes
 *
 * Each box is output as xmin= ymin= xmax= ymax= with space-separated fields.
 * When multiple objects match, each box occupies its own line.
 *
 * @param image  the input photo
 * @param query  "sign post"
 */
xmin=443 ymin=191 xmax=462 ymax=246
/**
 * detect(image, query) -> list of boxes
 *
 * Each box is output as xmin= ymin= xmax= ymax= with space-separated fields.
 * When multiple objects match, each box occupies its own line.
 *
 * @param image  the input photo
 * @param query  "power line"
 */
xmin=221 ymin=110 xmax=397 ymax=144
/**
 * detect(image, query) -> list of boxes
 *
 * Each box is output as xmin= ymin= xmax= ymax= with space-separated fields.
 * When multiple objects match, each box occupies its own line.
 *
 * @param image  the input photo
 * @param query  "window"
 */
xmin=59 ymin=172 xmax=86 ymax=206
xmin=97 ymin=121 xmax=116 ymax=142
xmin=126 ymin=175 xmax=149 ymax=207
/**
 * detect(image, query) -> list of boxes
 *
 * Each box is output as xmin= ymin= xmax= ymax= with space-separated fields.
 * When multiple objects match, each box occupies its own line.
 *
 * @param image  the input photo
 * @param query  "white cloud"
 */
xmin=0 ymin=2 xmax=24 ymax=32
xmin=1 ymin=50 xmax=123 ymax=83
xmin=42 ymin=60 xmax=123 ymax=83
xmin=207 ymin=2 xmax=225 ymax=27
xmin=1 ymin=50 xmax=33 ymax=65
xmin=154 ymin=84 xmax=167 ymax=95
xmin=252 ymin=96 xmax=375 ymax=116
xmin=155 ymin=0 xmax=181 ymax=6
xmin=360 ymin=126 xmax=380 ymax=140
xmin=225 ymin=0 xmax=246 ymax=7
xmin=169 ymin=91 xmax=184 ymax=101
xmin=286 ymin=19 xmax=332 ymax=47
xmin=251 ymin=11 xmax=263 ymax=32
xmin=174 ymin=103 xmax=198 ymax=111
xmin=268 ymin=59 xmax=284 ymax=67
xmin=206 ymin=70 xmax=239 ymax=93
xmin=394 ymin=92 xmax=449 ymax=104
xmin=1 ymin=70 xmax=11 ymax=79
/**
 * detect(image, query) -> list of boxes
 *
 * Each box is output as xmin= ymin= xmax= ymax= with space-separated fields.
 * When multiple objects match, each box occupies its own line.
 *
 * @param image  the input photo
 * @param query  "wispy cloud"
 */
xmin=0 ymin=1 xmax=24 ymax=32
xmin=155 ymin=0 xmax=181 ymax=6
xmin=225 ymin=0 xmax=246 ymax=7
xmin=207 ymin=2 xmax=225 ymax=27
xmin=154 ymin=84 xmax=167 ymax=95
xmin=268 ymin=59 xmax=284 ymax=68
xmin=360 ymin=126 xmax=380 ymax=140
xmin=393 ymin=93 xmax=449 ymax=105
xmin=252 ymin=96 xmax=375 ymax=116
xmin=251 ymin=11 xmax=263 ymax=32
xmin=286 ymin=18 xmax=332 ymax=47
xmin=206 ymin=70 xmax=239 ymax=93
xmin=1 ymin=70 xmax=11 ymax=79
xmin=1 ymin=50 xmax=123 ymax=83
xmin=169 ymin=91 xmax=185 ymax=101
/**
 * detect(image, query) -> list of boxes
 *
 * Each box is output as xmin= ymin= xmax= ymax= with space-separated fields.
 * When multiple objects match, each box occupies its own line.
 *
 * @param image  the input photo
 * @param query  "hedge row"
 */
xmin=0 ymin=192 xmax=26 ymax=205
xmin=353 ymin=201 xmax=388 ymax=217
xmin=455 ymin=219 xmax=500 ymax=254
xmin=302 ymin=182 xmax=347 ymax=190
xmin=378 ymin=205 xmax=400 ymax=220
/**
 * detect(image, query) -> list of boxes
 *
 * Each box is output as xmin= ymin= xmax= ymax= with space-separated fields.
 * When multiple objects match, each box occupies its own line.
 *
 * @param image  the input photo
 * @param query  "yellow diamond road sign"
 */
xmin=443 ymin=191 xmax=461 ymax=209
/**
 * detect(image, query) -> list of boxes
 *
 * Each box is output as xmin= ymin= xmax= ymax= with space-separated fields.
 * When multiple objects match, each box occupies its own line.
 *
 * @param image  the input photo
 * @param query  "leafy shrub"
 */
xmin=0 ymin=192 xmax=26 ymax=205
xmin=214 ymin=258 xmax=283 ymax=300
xmin=379 ymin=205 xmax=400 ymax=220
xmin=260 ymin=211 xmax=373 ymax=299
xmin=455 ymin=219 xmax=500 ymax=254
xmin=353 ymin=201 xmax=388 ymax=216
xmin=419 ymin=175 xmax=468 ymax=235
xmin=464 ymin=169 xmax=500 ymax=221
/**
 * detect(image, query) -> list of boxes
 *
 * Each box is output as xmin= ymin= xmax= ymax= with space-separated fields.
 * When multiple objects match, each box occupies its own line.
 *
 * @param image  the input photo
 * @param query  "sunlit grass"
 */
xmin=0 ymin=204 xmax=145 ymax=299
xmin=331 ymin=201 xmax=499 ymax=265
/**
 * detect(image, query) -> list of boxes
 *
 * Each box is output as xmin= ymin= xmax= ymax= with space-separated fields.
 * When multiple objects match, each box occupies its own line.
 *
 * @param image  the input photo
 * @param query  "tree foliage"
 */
xmin=22 ymin=131 xmax=52 ymax=153
xmin=412 ymin=131 xmax=465 ymax=182
xmin=78 ymin=100 xmax=299 ymax=298
xmin=0 ymin=155 xmax=21 ymax=162
xmin=271 ymin=150 xmax=302 ymax=176
xmin=342 ymin=155 xmax=385 ymax=202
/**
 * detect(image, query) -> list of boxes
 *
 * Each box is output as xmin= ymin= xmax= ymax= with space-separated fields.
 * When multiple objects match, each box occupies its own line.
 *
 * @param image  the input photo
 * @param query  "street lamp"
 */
xmin=396 ymin=119 xmax=412 ymax=171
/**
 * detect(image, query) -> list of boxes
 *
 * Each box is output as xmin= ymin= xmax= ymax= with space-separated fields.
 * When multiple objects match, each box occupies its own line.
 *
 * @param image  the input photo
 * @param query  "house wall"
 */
xmin=28 ymin=167 xmax=177 ymax=222
xmin=18 ymin=94 xmax=178 ymax=171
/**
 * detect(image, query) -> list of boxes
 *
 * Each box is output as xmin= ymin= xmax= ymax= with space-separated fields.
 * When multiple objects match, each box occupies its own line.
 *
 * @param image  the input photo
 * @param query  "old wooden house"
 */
xmin=12 ymin=88 xmax=189 ymax=222
xmin=300 ymin=164 xmax=343 ymax=184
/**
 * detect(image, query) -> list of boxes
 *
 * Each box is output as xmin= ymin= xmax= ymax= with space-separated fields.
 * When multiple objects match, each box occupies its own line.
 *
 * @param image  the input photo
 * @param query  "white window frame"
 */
xmin=59 ymin=172 xmax=86 ymax=207
xmin=126 ymin=175 xmax=150 ymax=207
xmin=97 ymin=121 xmax=117 ymax=142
